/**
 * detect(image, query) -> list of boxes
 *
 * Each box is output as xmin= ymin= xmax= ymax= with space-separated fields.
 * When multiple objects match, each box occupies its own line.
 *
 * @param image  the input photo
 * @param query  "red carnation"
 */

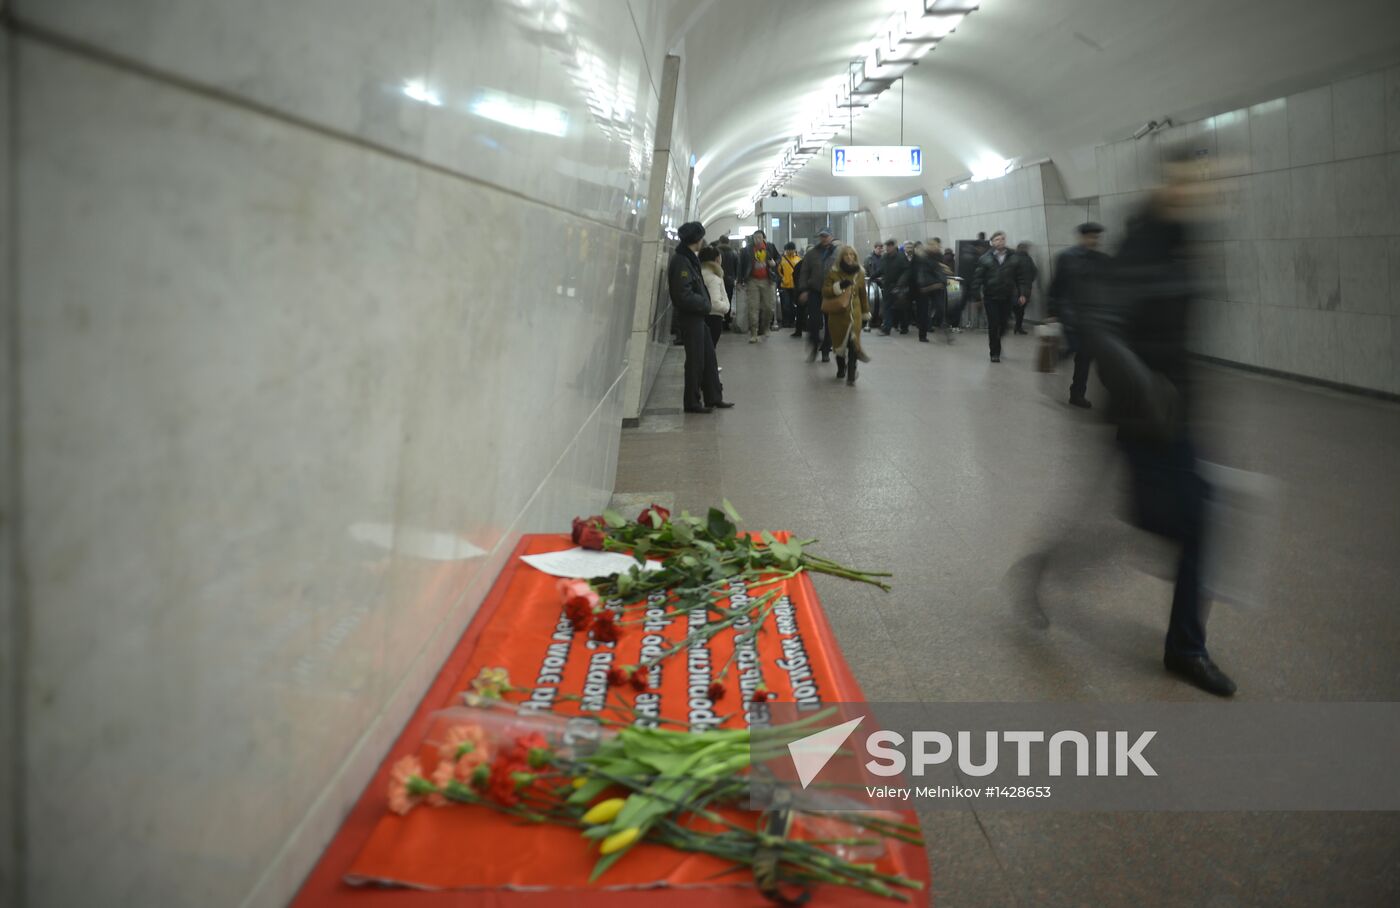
xmin=606 ymin=667 xmax=627 ymax=687
xmin=752 ymin=686 xmax=774 ymax=702
xmin=629 ymin=669 xmax=649 ymax=692
xmin=571 ymin=515 xmax=604 ymax=546
xmin=592 ymin=611 xmax=622 ymax=644
xmin=487 ymin=755 xmax=528 ymax=807
xmin=637 ymin=504 xmax=671 ymax=528
xmin=707 ymin=681 xmax=726 ymax=702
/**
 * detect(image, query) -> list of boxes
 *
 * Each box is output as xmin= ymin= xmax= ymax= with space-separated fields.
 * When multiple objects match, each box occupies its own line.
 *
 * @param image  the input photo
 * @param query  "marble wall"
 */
xmin=5 ymin=1 xmax=668 ymax=905
xmin=1095 ymin=63 xmax=1400 ymax=394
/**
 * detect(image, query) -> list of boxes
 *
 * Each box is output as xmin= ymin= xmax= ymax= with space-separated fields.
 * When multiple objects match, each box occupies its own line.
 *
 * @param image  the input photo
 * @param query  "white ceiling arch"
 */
xmin=664 ymin=0 xmax=1400 ymax=224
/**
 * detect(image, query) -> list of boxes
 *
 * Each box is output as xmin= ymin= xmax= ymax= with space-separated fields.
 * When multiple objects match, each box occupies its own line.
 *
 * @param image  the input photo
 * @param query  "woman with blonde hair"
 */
xmin=821 ymin=245 xmax=872 ymax=385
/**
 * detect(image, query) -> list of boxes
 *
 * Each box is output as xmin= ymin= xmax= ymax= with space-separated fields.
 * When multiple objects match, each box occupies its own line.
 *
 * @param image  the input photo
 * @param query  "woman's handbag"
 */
xmin=821 ymin=281 xmax=854 ymax=315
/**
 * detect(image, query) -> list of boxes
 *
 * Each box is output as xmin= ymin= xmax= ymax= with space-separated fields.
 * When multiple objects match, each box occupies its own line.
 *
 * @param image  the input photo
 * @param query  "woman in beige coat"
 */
xmin=821 ymin=245 xmax=872 ymax=385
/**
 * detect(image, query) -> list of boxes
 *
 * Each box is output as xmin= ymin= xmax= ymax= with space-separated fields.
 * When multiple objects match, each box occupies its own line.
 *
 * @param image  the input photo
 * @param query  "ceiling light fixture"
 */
xmin=743 ymin=0 xmax=979 ymax=208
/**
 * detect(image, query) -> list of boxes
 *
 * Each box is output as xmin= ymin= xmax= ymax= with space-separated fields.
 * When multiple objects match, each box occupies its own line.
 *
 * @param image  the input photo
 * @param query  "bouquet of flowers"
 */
xmin=389 ymin=696 xmax=924 ymax=902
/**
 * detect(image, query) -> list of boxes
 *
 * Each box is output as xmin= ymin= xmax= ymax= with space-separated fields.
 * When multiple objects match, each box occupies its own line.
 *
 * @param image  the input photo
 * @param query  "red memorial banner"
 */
xmin=295 ymin=533 xmax=929 ymax=905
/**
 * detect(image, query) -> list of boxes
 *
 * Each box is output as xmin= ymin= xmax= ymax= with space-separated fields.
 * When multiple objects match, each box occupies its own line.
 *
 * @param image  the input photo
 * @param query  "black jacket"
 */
xmin=907 ymin=252 xmax=948 ymax=296
xmin=737 ymin=242 xmax=780 ymax=284
xmin=718 ymin=244 xmax=738 ymax=291
xmin=667 ymin=246 xmax=710 ymax=320
xmin=1047 ymin=245 xmax=1108 ymax=323
xmin=865 ymin=252 xmax=884 ymax=282
xmin=1082 ymin=206 xmax=1196 ymax=442
xmin=881 ymin=250 xmax=909 ymax=294
xmin=970 ymin=249 xmax=1032 ymax=300
xmin=799 ymin=243 xmax=839 ymax=294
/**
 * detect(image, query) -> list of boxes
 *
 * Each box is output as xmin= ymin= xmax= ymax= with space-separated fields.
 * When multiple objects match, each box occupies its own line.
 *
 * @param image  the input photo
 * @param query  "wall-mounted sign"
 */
xmin=831 ymin=145 xmax=922 ymax=177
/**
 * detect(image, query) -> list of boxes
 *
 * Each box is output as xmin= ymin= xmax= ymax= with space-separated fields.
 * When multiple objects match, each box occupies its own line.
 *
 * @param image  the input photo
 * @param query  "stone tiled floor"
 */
xmin=613 ymin=328 xmax=1400 ymax=907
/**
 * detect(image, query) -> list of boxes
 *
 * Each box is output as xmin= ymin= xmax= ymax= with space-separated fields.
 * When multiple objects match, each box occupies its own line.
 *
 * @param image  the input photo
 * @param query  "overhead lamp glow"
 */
xmin=969 ymin=155 xmax=1013 ymax=182
xmin=402 ymin=79 xmax=443 ymax=107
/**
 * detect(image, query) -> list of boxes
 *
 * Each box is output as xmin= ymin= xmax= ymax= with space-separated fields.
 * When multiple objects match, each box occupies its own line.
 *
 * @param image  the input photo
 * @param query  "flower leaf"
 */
xmin=706 ymin=508 xmax=736 ymax=540
xmin=602 ymin=509 xmax=627 ymax=529
xmin=722 ymin=498 xmax=743 ymax=524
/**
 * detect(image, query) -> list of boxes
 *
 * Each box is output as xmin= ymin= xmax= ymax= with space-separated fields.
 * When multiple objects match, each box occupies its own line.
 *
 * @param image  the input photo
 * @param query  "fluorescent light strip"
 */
xmin=738 ymin=2 xmax=978 ymax=213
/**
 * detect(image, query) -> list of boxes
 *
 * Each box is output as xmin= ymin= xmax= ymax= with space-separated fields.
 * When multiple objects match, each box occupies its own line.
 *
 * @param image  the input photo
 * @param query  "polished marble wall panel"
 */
xmin=18 ymin=0 xmax=658 ymax=233
xmin=1094 ymin=62 xmax=1400 ymax=394
xmin=10 ymin=0 xmax=663 ymax=900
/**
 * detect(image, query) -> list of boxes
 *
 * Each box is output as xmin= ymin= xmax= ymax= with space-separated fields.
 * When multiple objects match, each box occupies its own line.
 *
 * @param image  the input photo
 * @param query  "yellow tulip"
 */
xmin=581 ymin=798 xmax=626 ymax=825
xmin=599 ymin=826 xmax=641 ymax=855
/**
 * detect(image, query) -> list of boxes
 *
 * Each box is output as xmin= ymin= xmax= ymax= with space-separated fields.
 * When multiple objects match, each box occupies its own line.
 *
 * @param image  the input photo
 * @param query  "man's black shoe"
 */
xmin=1069 ymin=396 xmax=1092 ymax=409
xmin=879 ymin=329 xmax=891 ymax=336
xmin=918 ymin=335 xmax=929 ymax=342
xmin=684 ymin=405 xmax=713 ymax=414
xmin=711 ymin=400 xmax=735 ymax=409
xmin=820 ymin=352 xmax=829 ymax=363
xmin=1164 ymin=652 xmax=1237 ymax=697
xmin=790 ymin=331 xmax=803 ymax=338
xmin=990 ymin=355 xmax=1001 ymax=363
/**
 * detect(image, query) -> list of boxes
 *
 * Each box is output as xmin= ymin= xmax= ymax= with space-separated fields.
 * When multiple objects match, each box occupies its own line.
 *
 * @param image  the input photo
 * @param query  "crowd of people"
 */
xmin=668 ymin=222 xmax=1063 ymax=403
xmin=667 ymin=146 xmax=1236 ymax=696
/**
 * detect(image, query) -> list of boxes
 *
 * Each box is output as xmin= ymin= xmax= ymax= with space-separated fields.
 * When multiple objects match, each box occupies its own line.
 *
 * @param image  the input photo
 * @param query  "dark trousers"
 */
xmin=1121 ymin=437 xmax=1210 ymax=658
xmin=705 ymin=314 xmax=724 ymax=347
xmin=792 ymin=293 xmax=806 ymax=334
xmin=779 ymin=288 xmax=797 ymax=327
xmin=805 ymin=293 xmax=831 ymax=354
xmin=680 ymin=316 xmax=722 ymax=408
xmin=1013 ymin=298 xmax=1028 ymax=332
xmin=1070 ymin=349 xmax=1093 ymax=400
xmin=985 ymin=297 xmax=1011 ymax=356
xmin=882 ymin=289 xmax=909 ymax=332
xmin=913 ymin=291 xmax=931 ymax=339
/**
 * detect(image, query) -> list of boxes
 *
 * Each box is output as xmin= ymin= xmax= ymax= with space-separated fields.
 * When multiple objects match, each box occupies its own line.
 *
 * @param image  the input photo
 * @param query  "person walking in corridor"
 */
xmin=1047 ymin=222 xmax=1107 ymax=408
xmin=778 ymin=241 xmax=801 ymax=331
xmin=970 ymin=230 xmax=1031 ymax=362
xmin=822 ymin=245 xmax=872 ymax=385
xmin=1083 ymin=147 xmax=1233 ymax=695
xmin=717 ymin=236 xmax=738 ymax=331
xmin=799 ymin=229 xmax=839 ymax=362
xmin=669 ymin=222 xmax=731 ymax=413
xmin=737 ymin=230 xmax=777 ymax=343
xmin=908 ymin=241 xmax=946 ymax=342
xmin=1013 ymin=241 xmax=1039 ymax=334
xmin=880 ymin=239 xmax=910 ymax=335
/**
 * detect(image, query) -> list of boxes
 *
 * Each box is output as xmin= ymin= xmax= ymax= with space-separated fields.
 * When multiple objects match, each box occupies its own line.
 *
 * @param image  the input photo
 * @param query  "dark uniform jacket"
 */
xmin=1047 ymin=245 xmax=1108 ymax=323
xmin=667 ymin=246 xmax=710 ymax=321
xmin=971 ymin=248 xmax=1032 ymax=301
xmin=865 ymin=252 xmax=884 ymax=282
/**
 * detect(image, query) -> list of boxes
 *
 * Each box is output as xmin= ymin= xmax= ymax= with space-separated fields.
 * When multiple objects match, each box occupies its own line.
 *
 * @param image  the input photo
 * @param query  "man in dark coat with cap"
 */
xmin=1047 ymin=222 xmax=1108 ymax=408
xmin=669 ymin=222 xmax=732 ymax=413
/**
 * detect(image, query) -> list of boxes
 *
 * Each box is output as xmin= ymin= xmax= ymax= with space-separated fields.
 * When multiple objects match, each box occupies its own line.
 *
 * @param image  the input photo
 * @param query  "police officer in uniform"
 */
xmin=669 ymin=222 xmax=733 ymax=413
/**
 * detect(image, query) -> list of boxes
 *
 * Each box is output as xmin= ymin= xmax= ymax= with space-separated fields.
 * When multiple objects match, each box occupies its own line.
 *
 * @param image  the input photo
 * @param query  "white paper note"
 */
xmin=520 ymin=547 xmax=664 ymax=579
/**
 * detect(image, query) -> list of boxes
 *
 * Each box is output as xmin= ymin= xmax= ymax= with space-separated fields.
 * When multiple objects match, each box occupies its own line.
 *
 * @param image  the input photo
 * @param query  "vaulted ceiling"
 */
xmin=660 ymin=0 xmax=1400 ymax=225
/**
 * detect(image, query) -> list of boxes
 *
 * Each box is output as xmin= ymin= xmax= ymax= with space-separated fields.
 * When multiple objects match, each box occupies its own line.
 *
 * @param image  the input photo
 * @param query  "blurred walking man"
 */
xmin=970 ymin=230 xmax=1031 ymax=362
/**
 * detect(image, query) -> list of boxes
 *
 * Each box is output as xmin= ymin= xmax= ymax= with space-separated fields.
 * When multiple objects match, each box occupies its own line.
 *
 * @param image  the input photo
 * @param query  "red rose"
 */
xmin=637 ymin=504 xmax=671 ymax=528
xmin=752 ymin=686 xmax=774 ymax=702
xmin=577 ymin=524 xmax=606 ymax=550
xmin=592 ymin=611 xmax=622 ymax=644
xmin=571 ymin=515 xmax=604 ymax=545
xmin=707 ymin=682 xmax=726 ymax=702
xmin=628 ymin=669 xmax=649 ymax=692
xmin=606 ymin=667 xmax=627 ymax=687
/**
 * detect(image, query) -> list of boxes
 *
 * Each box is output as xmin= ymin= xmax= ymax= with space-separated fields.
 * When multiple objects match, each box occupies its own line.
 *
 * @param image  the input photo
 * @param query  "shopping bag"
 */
xmin=1035 ymin=322 xmax=1062 ymax=373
